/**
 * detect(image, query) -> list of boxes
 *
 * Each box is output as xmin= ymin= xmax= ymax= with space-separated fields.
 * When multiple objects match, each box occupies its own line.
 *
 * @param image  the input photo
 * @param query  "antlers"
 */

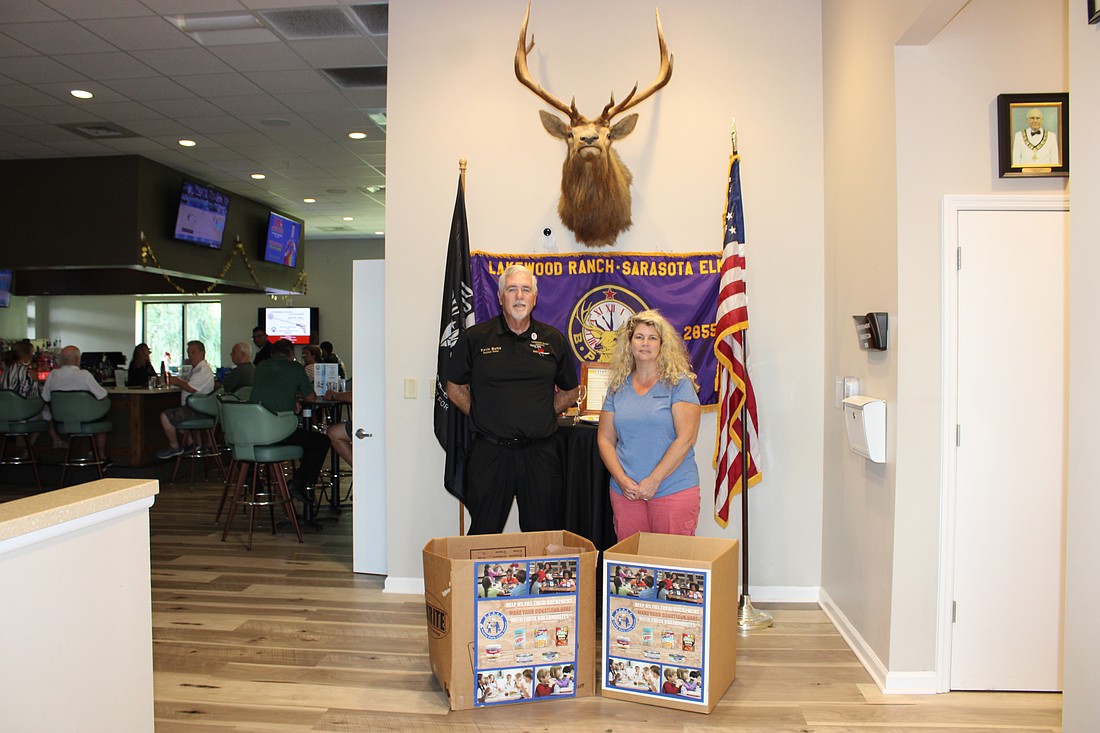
xmin=515 ymin=2 xmax=673 ymax=124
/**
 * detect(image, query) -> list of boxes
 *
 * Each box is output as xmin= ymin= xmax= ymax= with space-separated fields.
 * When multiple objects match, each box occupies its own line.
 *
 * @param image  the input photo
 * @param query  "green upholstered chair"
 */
xmin=219 ymin=401 xmax=303 ymax=550
xmin=0 ymin=390 xmax=49 ymax=490
xmin=170 ymin=390 xmax=226 ymax=488
xmin=48 ymin=390 xmax=112 ymax=487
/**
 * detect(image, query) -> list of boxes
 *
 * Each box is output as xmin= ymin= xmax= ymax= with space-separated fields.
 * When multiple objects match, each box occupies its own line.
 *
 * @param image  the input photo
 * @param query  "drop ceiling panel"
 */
xmin=209 ymin=42 xmax=312 ymax=72
xmin=0 ymin=35 xmax=37 ymax=57
xmin=131 ymin=47 xmax=234 ymax=76
xmin=1 ymin=21 xmax=117 ymax=55
xmin=287 ymin=37 xmax=386 ymax=66
xmin=54 ymin=52 xmax=159 ymax=81
xmin=80 ymin=17 xmax=197 ymax=51
xmin=0 ymin=2 xmax=65 ymax=24
xmin=102 ymin=75 xmax=194 ymax=100
xmin=144 ymin=97 xmax=231 ymax=119
xmin=174 ymin=72 xmax=267 ymax=97
xmin=34 ymin=0 xmax=154 ymax=21
xmin=245 ymin=68 xmax=332 ymax=94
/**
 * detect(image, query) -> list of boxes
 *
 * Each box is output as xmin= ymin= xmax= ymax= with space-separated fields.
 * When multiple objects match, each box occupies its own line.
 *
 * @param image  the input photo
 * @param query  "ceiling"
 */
xmin=0 ymin=0 xmax=388 ymax=241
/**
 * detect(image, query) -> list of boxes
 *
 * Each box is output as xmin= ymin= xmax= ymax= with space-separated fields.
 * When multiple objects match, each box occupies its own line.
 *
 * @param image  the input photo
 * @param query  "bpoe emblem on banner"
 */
xmin=569 ymin=285 xmax=649 ymax=363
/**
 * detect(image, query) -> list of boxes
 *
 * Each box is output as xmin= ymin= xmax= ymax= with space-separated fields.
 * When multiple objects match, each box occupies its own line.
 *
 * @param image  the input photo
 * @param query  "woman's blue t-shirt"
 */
xmin=602 ymin=374 xmax=700 ymax=499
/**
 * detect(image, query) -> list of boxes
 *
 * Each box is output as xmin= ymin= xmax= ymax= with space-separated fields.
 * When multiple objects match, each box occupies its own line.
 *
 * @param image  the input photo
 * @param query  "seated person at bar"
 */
xmin=155 ymin=340 xmax=216 ymax=459
xmin=324 ymin=387 xmax=353 ymax=467
xmin=126 ymin=343 xmax=158 ymax=387
xmin=252 ymin=326 xmax=273 ymax=365
xmin=1 ymin=340 xmax=55 ymax=451
xmin=301 ymin=344 xmax=322 ymax=384
xmin=220 ymin=341 xmax=255 ymax=394
xmin=41 ymin=345 xmax=110 ymax=457
xmin=250 ymin=338 xmax=328 ymax=505
xmin=320 ymin=341 xmax=345 ymax=379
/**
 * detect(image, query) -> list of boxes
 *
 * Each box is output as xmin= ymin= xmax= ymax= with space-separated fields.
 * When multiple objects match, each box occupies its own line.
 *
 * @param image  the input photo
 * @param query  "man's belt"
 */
xmin=477 ymin=434 xmax=543 ymax=448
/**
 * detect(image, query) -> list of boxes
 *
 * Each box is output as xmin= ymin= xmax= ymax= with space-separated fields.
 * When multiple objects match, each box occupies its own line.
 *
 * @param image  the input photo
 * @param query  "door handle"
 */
xmin=355 ymin=428 xmax=371 ymax=439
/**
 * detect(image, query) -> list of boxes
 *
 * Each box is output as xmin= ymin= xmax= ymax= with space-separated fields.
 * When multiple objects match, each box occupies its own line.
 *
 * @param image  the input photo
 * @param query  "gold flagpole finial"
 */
xmin=459 ymin=158 xmax=468 ymax=189
xmin=730 ymin=117 xmax=738 ymax=155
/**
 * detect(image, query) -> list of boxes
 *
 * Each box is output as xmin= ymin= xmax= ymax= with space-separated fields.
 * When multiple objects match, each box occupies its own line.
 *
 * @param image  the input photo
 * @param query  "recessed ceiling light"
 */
xmin=250 ymin=173 xmax=266 ymax=180
xmin=374 ymin=231 xmax=384 ymax=236
xmin=178 ymin=139 xmax=196 ymax=147
xmin=342 ymin=216 xmax=354 ymax=221
xmin=303 ymin=197 xmax=316 ymax=203
xmin=70 ymin=89 xmax=94 ymax=99
xmin=348 ymin=131 xmax=367 ymax=140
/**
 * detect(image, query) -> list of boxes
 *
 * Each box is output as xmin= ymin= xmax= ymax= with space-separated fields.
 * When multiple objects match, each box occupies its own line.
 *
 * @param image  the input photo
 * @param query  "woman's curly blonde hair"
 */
xmin=606 ymin=309 xmax=699 ymax=394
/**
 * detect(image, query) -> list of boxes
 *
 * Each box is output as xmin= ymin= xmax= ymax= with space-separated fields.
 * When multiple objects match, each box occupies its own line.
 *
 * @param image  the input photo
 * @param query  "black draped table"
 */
xmin=555 ymin=419 xmax=617 ymax=551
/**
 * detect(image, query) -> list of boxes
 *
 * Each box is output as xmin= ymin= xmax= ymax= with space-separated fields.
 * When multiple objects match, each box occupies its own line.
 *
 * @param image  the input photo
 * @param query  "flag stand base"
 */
xmin=738 ymin=594 xmax=773 ymax=633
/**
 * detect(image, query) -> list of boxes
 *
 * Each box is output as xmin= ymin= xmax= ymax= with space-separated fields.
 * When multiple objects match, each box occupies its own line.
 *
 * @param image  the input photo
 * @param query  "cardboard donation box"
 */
xmin=601 ymin=533 xmax=739 ymax=714
xmin=423 ymin=530 xmax=598 ymax=711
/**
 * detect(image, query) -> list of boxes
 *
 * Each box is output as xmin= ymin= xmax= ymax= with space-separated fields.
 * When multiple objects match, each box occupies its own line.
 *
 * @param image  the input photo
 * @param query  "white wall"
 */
xmin=385 ymin=0 xmax=825 ymax=586
xmin=1065 ymin=7 xmax=1100 ymax=729
xmin=822 ymin=0 xmax=1068 ymax=685
xmin=893 ymin=0 xmax=1066 ymax=675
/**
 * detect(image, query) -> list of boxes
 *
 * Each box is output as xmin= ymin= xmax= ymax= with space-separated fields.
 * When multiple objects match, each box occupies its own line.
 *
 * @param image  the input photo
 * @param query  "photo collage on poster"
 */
xmin=474 ymin=557 xmax=580 ymax=706
xmin=604 ymin=562 xmax=708 ymax=704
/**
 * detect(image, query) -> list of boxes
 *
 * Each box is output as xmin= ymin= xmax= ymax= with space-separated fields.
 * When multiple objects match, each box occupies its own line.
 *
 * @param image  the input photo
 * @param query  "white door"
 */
xmin=950 ymin=207 xmax=1066 ymax=691
xmin=352 ymin=260 xmax=386 ymax=574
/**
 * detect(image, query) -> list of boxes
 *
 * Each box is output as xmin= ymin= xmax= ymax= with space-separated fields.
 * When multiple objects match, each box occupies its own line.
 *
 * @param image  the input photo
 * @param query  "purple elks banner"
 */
xmin=471 ymin=251 xmax=721 ymax=405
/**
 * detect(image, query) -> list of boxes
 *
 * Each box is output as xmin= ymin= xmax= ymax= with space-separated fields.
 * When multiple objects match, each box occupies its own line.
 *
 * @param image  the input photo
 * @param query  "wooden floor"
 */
xmin=2 ymin=471 xmax=1063 ymax=732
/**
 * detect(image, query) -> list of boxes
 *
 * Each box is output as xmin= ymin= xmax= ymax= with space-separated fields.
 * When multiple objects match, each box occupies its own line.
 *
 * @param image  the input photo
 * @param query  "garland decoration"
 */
xmin=139 ymin=233 xmax=308 ymax=296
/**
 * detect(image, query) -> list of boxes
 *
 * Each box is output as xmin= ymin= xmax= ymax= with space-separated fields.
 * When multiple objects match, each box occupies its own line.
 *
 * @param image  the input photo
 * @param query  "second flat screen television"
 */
xmin=263 ymin=212 xmax=303 ymax=268
xmin=260 ymin=306 xmax=318 ymax=346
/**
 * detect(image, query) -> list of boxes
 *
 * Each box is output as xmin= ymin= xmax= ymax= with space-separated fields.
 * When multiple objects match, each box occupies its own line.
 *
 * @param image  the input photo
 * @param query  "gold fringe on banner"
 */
xmin=139 ymin=234 xmax=307 ymax=296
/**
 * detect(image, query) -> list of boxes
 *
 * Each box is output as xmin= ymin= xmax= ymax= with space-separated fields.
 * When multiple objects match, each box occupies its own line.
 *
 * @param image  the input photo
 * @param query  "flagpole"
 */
xmin=729 ymin=120 xmax=772 ymax=633
xmin=458 ymin=158 xmax=468 ymax=537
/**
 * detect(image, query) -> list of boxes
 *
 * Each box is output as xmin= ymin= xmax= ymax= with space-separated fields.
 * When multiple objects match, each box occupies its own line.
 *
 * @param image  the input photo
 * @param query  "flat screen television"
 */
xmin=262 ymin=212 xmax=303 ymax=268
xmin=0 ymin=269 xmax=11 ymax=308
xmin=173 ymin=180 xmax=229 ymax=248
xmin=258 ymin=306 xmax=318 ymax=346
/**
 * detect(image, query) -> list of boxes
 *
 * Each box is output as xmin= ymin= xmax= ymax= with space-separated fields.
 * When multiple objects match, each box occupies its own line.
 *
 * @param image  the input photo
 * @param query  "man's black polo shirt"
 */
xmin=449 ymin=315 xmax=579 ymax=441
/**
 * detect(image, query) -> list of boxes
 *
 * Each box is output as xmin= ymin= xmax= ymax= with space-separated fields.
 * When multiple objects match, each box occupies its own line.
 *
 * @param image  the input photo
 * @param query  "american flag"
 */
xmin=713 ymin=154 xmax=763 ymax=527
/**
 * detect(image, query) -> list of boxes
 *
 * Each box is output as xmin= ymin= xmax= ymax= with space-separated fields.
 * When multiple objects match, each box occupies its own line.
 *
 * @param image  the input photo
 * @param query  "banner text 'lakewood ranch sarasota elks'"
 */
xmin=470 ymin=252 xmax=722 ymax=405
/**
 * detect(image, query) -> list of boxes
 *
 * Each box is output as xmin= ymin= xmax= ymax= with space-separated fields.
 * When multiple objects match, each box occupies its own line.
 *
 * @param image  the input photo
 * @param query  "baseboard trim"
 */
xmin=748 ymin=585 xmax=820 ymax=603
xmin=818 ymin=589 xmax=938 ymax=695
xmin=383 ymin=576 xmax=425 ymax=595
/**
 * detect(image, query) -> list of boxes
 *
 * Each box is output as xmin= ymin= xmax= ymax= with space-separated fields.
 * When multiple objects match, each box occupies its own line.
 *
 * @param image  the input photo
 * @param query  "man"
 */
xmin=250 ymin=338 xmax=329 ymax=504
xmin=41 ymin=345 xmax=110 ymax=458
xmin=220 ymin=341 xmax=255 ymax=394
xmin=320 ymin=341 xmax=345 ymax=379
xmin=156 ymin=340 xmax=216 ymax=459
xmin=252 ymin=326 xmax=273 ymax=365
xmin=446 ymin=264 xmax=580 ymax=534
xmin=1012 ymin=107 xmax=1059 ymax=167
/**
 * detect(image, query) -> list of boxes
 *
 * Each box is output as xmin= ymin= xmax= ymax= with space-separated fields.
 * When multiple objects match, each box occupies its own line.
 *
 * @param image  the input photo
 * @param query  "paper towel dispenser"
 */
xmin=842 ymin=395 xmax=886 ymax=463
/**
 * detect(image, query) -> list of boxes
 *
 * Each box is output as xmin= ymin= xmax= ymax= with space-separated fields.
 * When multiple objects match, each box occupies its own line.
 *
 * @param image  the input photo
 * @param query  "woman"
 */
xmin=126 ymin=343 xmax=157 ymax=387
xmin=302 ymin=344 xmax=323 ymax=383
xmin=0 ymin=341 xmax=38 ymax=397
xmin=596 ymin=310 xmax=701 ymax=541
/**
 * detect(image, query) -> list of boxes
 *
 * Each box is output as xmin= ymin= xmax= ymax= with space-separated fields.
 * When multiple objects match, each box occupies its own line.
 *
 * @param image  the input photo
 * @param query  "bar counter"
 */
xmin=105 ymin=386 xmax=182 ymax=466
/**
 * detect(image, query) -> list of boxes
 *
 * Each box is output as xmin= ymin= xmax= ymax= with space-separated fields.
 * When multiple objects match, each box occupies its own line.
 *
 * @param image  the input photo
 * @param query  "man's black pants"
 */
xmin=465 ymin=435 xmax=563 ymax=535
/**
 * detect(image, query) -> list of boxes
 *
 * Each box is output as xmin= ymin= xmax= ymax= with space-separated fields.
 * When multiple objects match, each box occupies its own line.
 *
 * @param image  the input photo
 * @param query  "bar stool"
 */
xmin=220 ymin=402 xmax=303 ymax=550
xmin=170 ymin=391 xmax=225 ymax=488
xmin=213 ymin=391 xmax=246 ymax=523
xmin=48 ymin=390 xmax=112 ymax=487
xmin=0 ymin=390 xmax=49 ymax=490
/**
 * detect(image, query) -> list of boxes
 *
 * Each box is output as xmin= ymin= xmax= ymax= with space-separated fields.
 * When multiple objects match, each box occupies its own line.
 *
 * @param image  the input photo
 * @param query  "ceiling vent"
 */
xmin=260 ymin=7 xmax=362 ymax=40
xmin=58 ymin=122 xmax=139 ymax=140
xmin=350 ymin=4 xmax=388 ymax=35
xmin=318 ymin=225 xmax=357 ymax=232
xmin=321 ymin=66 xmax=387 ymax=89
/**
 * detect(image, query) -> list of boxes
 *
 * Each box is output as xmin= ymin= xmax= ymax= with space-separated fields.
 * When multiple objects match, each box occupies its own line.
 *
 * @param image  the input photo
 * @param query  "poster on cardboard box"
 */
xmin=473 ymin=556 xmax=580 ymax=706
xmin=603 ymin=561 xmax=709 ymax=706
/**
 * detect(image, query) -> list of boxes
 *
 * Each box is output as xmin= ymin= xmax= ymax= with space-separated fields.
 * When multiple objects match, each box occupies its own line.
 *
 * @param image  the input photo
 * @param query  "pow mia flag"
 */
xmin=434 ymin=175 xmax=475 ymax=502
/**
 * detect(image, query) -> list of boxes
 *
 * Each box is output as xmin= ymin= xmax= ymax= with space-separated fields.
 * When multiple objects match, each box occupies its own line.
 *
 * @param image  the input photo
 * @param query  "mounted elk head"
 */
xmin=515 ymin=3 xmax=673 ymax=247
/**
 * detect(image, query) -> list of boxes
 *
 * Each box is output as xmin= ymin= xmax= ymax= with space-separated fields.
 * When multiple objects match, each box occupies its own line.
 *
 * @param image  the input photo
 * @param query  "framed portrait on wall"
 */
xmin=1090 ymin=0 xmax=1100 ymax=25
xmin=996 ymin=93 xmax=1069 ymax=178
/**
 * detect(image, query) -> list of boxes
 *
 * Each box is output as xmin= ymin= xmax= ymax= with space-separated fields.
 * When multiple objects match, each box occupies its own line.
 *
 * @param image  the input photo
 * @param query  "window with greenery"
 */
xmin=143 ymin=302 xmax=221 ymax=372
